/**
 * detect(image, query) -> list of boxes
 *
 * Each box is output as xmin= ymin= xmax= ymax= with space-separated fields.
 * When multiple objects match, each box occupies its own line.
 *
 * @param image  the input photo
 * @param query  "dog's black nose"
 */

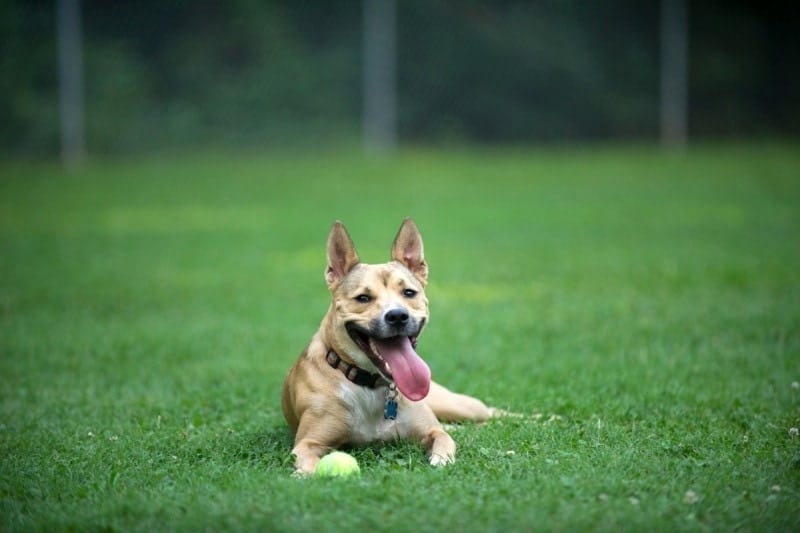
xmin=384 ymin=308 xmax=409 ymax=325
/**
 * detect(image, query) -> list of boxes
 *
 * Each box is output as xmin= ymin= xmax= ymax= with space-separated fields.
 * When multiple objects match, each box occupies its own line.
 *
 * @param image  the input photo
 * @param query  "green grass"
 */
xmin=1 ymin=143 xmax=799 ymax=531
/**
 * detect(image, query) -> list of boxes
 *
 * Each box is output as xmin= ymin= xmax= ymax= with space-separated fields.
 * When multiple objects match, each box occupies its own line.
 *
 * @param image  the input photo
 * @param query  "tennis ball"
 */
xmin=315 ymin=451 xmax=360 ymax=478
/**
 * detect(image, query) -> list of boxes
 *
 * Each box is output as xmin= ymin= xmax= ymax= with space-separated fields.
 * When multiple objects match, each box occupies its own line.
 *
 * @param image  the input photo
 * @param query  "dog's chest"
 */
xmin=339 ymin=383 xmax=409 ymax=444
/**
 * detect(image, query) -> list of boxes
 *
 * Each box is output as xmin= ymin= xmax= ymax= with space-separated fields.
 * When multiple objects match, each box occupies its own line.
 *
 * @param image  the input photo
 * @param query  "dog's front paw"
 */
xmin=429 ymin=452 xmax=455 ymax=467
xmin=425 ymin=428 xmax=456 ymax=467
xmin=291 ymin=468 xmax=313 ymax=479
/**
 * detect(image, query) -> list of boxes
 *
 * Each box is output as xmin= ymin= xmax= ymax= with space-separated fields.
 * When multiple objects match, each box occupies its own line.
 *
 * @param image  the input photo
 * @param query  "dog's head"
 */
xmin=323 ymin=218 xmax=431 ymax=401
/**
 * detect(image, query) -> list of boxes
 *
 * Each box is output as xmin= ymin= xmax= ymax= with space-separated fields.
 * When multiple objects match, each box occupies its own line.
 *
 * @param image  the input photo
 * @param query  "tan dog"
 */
xmin=281 ymin=218 xmax=494 ymax=475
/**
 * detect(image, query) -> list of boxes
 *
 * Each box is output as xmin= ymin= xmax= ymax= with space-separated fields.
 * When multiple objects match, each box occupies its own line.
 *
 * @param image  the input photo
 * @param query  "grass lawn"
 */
xmin=1 ymin=143 xmax=799 ymax=531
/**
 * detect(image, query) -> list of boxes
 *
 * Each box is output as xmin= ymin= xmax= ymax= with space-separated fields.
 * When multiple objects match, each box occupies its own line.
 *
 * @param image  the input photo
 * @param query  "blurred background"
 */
xmin=1 ymin=0 xmax=798 ymax=161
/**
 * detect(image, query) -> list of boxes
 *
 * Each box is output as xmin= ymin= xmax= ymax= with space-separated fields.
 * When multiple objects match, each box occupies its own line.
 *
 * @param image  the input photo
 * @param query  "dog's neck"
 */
xmin=325 ymin=349 xmax=387 ymax=389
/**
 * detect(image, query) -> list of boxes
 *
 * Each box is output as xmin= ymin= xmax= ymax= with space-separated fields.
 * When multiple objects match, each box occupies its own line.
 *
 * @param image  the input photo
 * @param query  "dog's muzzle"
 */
xmin=345 ymin=315 xmax=430 ymax=401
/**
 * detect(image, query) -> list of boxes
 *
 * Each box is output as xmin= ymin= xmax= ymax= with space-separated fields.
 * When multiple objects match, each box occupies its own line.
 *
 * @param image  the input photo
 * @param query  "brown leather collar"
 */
xmin=326 ymin=349 xmax=387 ymax=388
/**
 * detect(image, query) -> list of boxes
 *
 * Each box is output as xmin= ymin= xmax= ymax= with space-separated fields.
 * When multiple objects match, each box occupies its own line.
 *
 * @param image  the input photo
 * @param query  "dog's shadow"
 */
xmin=220 ymin=425 xmax=296 ymax=470
xmin=220 ymin=425 xmax=433 ymax=472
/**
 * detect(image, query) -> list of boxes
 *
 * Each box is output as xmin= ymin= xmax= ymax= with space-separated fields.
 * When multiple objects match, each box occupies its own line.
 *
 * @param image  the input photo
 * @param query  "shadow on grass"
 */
xmin=172 ymin=425 xmax=296 ymax=471
xmin=222 ymin=426 xmax=434 ymax=472
xmin=231 ymin=426 xmax=296 ymax=469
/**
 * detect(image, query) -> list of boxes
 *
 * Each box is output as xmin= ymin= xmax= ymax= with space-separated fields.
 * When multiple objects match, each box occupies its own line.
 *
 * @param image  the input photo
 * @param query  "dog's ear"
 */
xmin=391 ymin=217 xmax=428 ymax=285
xmin=326 ymin=221 xmax=360 ymax=288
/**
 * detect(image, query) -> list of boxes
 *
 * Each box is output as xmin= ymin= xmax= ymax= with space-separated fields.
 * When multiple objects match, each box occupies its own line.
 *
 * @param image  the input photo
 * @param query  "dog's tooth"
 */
xmin=369 ymin=338 xmax=381 ymax=356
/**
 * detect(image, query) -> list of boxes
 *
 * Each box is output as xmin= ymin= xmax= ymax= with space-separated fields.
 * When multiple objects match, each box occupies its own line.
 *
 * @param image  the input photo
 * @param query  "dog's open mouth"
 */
xmin=346 ymin=323 xmax=431 ymax=401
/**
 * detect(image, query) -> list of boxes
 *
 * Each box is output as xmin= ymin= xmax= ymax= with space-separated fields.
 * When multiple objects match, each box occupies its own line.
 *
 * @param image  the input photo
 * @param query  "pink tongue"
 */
xmin=374 ymin=336 xmax=431 ymax=401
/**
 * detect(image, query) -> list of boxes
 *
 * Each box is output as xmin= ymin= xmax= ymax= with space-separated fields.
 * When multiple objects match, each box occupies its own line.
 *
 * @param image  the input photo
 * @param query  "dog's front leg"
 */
xmin=420 ymin=426 xmax=456 ymax=466
xmin=407 ymin=405 xmax=456 ymax=466
xmin=291 ymin=438 xmax=331 ymax=475
xmin=291 ymin=412 xmax=349 ymax=476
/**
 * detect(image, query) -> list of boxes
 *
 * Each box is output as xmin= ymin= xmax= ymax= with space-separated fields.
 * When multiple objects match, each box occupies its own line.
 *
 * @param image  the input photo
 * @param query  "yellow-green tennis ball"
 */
xmin=315 ymin=452 xmax=360 ymax=478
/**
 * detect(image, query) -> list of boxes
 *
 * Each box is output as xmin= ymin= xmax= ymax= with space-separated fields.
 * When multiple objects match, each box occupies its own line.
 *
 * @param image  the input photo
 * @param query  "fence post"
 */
xmin=57 ymin=0 xmax=86 ymax=167
xmin=363 ymin=0 xmax=396 ymax=154
xmin=660 ymin=0 xmax=688 ymax=149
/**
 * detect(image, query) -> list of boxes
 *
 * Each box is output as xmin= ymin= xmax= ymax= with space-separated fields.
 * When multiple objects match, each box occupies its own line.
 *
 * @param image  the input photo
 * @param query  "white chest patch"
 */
xmin=339 ymin=382 xmax=411 ymax=444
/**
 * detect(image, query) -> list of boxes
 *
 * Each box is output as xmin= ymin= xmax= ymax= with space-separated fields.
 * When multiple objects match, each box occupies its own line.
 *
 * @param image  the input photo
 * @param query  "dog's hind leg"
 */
xmin=424 ymin=381 xmax=494 ymax=423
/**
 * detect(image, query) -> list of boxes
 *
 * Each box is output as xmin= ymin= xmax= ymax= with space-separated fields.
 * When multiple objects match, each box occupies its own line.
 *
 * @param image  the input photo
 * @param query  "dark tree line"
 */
xmin=1 ymin=0 xmax=797 ymax=155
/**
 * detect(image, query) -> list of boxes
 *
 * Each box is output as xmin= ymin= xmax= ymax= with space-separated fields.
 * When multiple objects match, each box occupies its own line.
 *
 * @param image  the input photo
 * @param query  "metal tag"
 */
xmin=384 ymin=382 xmax=399 ymax=420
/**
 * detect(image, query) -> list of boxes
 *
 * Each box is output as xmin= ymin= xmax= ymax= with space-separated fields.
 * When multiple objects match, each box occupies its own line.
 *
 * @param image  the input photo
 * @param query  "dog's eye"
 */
xmin=402 ymin=289 xmax=418 ymax=298
xmin=355 ymin=294 xmax=372 ymax=303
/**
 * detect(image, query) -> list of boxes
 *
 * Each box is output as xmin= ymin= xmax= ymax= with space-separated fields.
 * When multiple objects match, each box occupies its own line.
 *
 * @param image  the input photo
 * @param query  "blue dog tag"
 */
xmin=384 ymin=399 xmax=398 ymax=420
xmin=384 ymin=382 xmax=399 ymax=420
